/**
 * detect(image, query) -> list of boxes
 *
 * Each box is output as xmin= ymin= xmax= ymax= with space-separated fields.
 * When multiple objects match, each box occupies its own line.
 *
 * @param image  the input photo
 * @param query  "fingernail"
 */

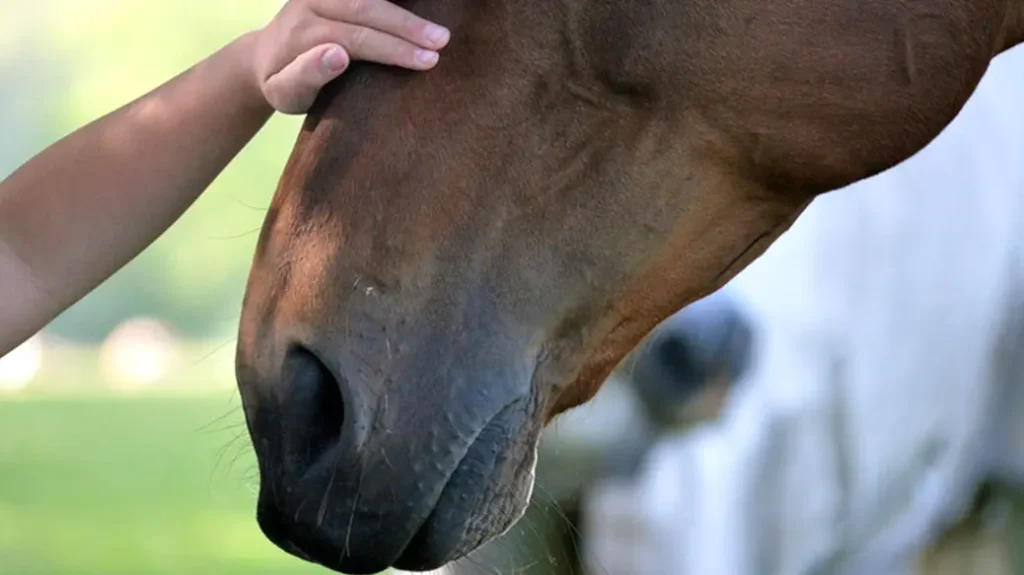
xmin=424 ymin=24 xmax=450 ymax=46
xmin=321 ymin=46 xmax=348 ymax=73
xmin=415 ymin=49 xmax=439 ymax=66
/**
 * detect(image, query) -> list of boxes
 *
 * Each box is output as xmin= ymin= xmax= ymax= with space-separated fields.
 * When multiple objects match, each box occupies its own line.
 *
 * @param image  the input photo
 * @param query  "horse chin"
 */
xmin=252 ymin=393 xmax=541 ymax=575
xmin=396 ymin=402 xmax=540 ymax=571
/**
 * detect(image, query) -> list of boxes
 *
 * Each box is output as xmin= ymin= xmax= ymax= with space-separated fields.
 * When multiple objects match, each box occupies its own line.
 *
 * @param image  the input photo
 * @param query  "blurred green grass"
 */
xmin=3 ymin=2 xmax=397 ymax=573
xmin=0 ymin=391 xmax=333 ymax=574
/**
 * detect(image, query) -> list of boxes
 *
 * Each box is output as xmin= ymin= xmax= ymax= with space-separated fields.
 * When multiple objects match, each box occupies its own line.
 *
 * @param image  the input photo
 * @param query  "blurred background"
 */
xmin=4 ymin=3 xmax=1024 ymax=575
xmin=1 ymin=2 xmax=333 ymax=573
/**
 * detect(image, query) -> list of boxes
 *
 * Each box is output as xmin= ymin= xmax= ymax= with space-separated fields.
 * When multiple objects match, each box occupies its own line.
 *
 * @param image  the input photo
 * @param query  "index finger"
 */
xmin=312 ymin=0 xmax=451 ymax=50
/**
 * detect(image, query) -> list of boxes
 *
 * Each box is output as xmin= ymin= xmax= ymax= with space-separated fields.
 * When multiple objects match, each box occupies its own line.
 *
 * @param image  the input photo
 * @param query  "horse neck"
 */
xmin=998 ymin=0 xmax=1024 ymax=55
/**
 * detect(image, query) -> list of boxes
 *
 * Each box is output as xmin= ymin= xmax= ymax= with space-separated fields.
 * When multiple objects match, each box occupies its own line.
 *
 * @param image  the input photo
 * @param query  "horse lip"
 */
xmin=393 ymin=396 xmax=527 ymax=568
xmin=281 ymin=538 xmax=314 ymax=563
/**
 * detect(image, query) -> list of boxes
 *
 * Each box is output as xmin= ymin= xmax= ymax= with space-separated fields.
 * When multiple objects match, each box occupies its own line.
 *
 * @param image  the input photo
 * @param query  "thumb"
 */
xmin=263 ymin=44 xmax=350 ymax=114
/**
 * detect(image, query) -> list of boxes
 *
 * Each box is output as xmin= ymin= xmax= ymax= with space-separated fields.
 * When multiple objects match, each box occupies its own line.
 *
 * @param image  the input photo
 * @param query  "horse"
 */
xmin=233 ymin=0 xmax=1024 ymax=572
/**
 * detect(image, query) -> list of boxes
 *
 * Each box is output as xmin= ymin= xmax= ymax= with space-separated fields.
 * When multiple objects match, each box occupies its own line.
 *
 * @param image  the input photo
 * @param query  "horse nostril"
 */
xmin=281 ymin=346 xmax=346 ymax=471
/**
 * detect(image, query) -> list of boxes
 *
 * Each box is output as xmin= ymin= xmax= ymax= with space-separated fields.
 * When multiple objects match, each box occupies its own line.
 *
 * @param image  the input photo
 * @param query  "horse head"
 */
xmin=234 ymin=0 xmax=1023 ymax=572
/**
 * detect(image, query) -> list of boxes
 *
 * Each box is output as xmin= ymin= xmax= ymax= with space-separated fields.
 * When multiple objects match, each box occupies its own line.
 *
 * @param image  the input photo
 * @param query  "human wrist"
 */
xmin=220 ymin=29 xmax=277 ymax=118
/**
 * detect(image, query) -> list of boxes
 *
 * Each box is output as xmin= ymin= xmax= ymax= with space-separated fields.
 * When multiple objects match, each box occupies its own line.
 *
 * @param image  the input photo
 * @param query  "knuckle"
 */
xmin=344 ymin=0 xmax=369 ymax=19
xmin=348 ymin=26 xmax=371 ymax=51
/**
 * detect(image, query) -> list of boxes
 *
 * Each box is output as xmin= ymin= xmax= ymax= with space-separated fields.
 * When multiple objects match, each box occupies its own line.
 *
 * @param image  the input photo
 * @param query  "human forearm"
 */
xmin=0 ymin=0 xmax=450 ymax=357
xmin=0 ymin=32 xmax=272 ymax=353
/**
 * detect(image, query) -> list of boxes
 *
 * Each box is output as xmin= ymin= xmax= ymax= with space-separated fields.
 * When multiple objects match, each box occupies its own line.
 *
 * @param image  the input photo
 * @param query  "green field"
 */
xmin=0 ymin=393 xmax=335 ymax=575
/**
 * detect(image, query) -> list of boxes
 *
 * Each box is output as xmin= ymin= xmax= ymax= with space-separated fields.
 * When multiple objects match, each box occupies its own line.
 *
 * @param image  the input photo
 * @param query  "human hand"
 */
xmin=252 ymin=0 xmax=451 ymax=114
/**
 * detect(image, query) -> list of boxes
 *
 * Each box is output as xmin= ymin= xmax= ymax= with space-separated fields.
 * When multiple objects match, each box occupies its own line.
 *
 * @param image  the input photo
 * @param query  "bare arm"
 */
xmin=0 ymin=0 xmax=449 ymax=356
xmin=0 ymin=33 xmax=275 ymax=355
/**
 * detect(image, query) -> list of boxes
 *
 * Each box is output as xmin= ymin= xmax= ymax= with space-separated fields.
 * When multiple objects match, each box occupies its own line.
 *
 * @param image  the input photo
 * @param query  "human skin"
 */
xmin=0 ymin=0 xmax=450 ymax=356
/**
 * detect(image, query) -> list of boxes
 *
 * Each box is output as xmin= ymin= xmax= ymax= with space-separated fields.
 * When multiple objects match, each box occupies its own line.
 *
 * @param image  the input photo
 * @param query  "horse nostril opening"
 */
xmin=282 ymin=346 xmax=346 ymax=470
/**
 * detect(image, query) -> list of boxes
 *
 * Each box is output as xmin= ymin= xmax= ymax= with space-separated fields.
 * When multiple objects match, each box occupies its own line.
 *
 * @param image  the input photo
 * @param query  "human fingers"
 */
xmin=319 ymin=20 xmax=440 ymax=69
xmin=311 ymin=0 xmax=450 ymax=50
xmin=263 ymin=43 xmax=351 ymax=114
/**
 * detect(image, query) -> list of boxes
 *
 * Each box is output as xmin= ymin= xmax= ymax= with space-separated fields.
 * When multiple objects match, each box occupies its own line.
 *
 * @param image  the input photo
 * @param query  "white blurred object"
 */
xmin=98 ymin=317 xmax=181 ymax=389
xmin=0 ymin=335 xmax=44 ymax=392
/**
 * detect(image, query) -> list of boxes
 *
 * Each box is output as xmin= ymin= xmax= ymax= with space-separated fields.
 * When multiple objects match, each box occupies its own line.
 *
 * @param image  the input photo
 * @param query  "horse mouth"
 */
xmin=255 ymin=398 xmax=537 ymax=574
xmin=393 ymin=399 xmax=537 ymax=571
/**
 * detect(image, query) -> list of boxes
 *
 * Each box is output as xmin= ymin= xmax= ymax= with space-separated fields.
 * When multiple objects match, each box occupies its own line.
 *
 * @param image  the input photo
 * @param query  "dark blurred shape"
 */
xmin=624 ymin=290 xmax=755 ymax=431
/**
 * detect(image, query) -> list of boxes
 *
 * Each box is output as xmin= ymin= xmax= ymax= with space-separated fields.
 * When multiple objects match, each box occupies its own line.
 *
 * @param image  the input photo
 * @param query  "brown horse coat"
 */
xmin=234 ymin=1 xmax=1024 ymax=572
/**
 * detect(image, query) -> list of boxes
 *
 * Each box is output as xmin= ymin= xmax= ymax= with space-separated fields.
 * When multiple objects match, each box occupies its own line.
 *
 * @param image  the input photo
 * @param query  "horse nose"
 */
xmin=276 ymin=346 xmax=356 ymax=473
